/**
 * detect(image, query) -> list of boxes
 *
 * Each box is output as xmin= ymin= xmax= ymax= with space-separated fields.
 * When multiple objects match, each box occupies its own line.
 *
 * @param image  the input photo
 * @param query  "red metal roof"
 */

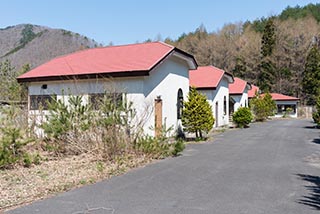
xmin=189 ymin=66 xmax=229 ymax=89
xmin=269 ymin=93 xmax=299 ymax=101
xmin=229 ymin=77 xmax=249 ymax=94
xmin=18 ymin=42 xmax=195 ymax=82
xmin=248 ymin=84 xmax=260 ymax=98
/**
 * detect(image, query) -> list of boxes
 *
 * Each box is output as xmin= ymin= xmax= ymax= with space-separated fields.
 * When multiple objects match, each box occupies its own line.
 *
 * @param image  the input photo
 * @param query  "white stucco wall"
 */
xmin=231 ymin=90 xmax=249 ymax=113
xmin=28 ymin=77 xmax=146 ymax=137
xmin=27 ymin=55 xmax=190 ymax=137
xmin=198 ymin=77 xmax=230 ymax=127
xmin=142 ymin=56 xmax=189 ymax=136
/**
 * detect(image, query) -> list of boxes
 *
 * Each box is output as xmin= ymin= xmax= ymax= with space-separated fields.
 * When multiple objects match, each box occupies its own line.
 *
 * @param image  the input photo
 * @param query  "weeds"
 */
xmin=0 ymin=105 xmax=32 ymax=169
xmin=96 ymin=161 xmax=104 ymax=173
xmin=40 ymin=92 xmax=185 ymax=160
xmin=22 ymin=153 xmax=32 ymax=168
xmin=0 ymin=90 xmax=187 ymax=209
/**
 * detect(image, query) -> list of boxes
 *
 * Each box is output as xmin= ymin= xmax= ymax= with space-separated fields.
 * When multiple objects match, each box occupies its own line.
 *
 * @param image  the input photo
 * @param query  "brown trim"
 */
xmin=274 ymin=99 xmax=300 ymax=101
xmin=154 ymin=97 xmax=163 ymax=137
xmin=17 ymin=70 xmax=150 ymax=83
xmin=173 ymin=48 xmax=198 ymax=68
xmin=246 ymin=82 xmax=252 ymax=90
xmin=223 ymin=71 xmax=234 ymax=83
xmin=148 ymin=47 xmax=197 ymax=73
xmin=148 ymin=49 xmax=174 ymax=72
xmin=224 ymin=71 xmax=234 ymax=79
xmin=194 ymin=87 xmax=217 ymax=90
xmin=230 ymin=93 xmax=243 ymax=95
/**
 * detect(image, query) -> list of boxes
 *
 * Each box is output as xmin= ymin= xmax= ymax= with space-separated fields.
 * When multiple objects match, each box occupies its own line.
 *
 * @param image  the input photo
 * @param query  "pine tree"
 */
xmin=258 ymin=18 xmax=276 ymax=92
xmin=250 ymin=91 xmax=276 ymax=121
xmin=261 ymin=19 xmax=276 ymax=57
xmin=302 ymin=44 xmax=320 ymax=105
xmin=312 ymin=95 xmax=320 ymax=126
xmin=258 ymin=59 xmax=275 ymax=92
xmin=233 ymin=56 xmax=247 ymax=79
xmin=263 ymin=92 xmax=277 ymax=116
xmin=0 ymin=60 xmax=30 ymax=102
xmin=181 ymin=87 xmax=214 ymax=139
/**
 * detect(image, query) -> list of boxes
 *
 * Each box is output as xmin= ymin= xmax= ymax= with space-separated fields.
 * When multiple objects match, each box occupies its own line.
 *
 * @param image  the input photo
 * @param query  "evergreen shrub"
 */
xmin=182 ymin=87 xmax=214 ymax=139
xmin=232 ymin=107 xmax=253 ymax=128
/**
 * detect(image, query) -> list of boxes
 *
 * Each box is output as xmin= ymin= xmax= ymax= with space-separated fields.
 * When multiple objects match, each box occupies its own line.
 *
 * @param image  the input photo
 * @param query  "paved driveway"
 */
xmin=8 ymin=119 xmax=320 ymax=214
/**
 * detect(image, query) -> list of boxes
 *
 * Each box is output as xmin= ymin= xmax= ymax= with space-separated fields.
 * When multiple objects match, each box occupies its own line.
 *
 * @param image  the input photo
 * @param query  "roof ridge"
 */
xmin=21 ymin=41 xmax=174 ymax=75
xmin=197 ymin=65 xmax=225 ymax=72
xmin=55 ymin=41 xmax=171 ymax=57
xmin=234 ymin=77 xmax=247 ymax=83
xmin=271 ymin=92 xmax=297 ymax=97
xmin=156 ymin=41 xmax=175 ymax=49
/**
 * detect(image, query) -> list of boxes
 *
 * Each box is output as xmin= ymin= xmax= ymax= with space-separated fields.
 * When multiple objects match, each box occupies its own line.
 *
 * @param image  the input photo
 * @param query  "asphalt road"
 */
xmin=7 ymin=119 xmax=320 ymax=214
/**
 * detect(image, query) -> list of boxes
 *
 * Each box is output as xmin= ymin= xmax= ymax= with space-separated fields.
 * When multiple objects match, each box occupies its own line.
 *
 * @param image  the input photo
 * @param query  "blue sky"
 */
xmin=1 ymin=0 xmax=318 ymax=45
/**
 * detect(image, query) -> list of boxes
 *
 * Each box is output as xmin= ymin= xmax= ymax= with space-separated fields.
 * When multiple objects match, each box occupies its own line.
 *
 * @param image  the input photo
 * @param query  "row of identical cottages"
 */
xmin=17 ymin=42 xmax=299 ymax=137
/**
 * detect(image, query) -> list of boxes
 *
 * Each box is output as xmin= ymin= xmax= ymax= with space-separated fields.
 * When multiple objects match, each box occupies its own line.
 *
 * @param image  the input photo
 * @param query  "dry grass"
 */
xmin=0 ymin=152 xmax=153 ymax=212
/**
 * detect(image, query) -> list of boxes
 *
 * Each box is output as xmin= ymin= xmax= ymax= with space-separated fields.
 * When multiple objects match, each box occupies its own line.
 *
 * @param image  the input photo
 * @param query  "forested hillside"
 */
xmin=0 ymin=24 xmax=99 ymax=71
xmin=165 ymin=3 xmax=320 ymax=105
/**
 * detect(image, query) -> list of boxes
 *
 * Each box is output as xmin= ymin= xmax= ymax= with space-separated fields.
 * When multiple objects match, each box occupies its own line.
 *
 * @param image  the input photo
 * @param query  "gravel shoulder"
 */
xmin=0 ymin=152 xmax=152 ymax=211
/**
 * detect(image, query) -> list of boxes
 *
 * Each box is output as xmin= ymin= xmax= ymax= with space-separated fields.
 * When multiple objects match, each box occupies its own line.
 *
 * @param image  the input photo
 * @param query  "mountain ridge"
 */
xmin=0 ymin=24 xmax=100 ymax=72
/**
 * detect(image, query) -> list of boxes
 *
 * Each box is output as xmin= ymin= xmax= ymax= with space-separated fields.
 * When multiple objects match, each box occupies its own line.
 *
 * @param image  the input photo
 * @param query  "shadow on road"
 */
xmin=297 ymin=174 xmax=320 ymax=210
xmin=304 ymin=126 xmax=318 ymax=129
xmin=312 ymin=139 xmax=320 ymax=145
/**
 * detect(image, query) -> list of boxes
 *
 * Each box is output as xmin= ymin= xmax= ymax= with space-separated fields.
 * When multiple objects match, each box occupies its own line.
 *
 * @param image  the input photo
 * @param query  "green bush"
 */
xmin=41 ymin=95 xmax=94 ymax=154
xmin=0 ymin=127 xmax=27 ymax=168
xmin=182 ymin=87 xmax=214 ymax=139
xmin=232 ymin=107 xmax=253 ymax=128
xmin=134 ymin=136 xmax=169 ymax=158
xmin=40 ymin=91 xmax=185 ymax=161
xmin=283 ymin=107 xmax=293 ymax=118
xmin=42 ymin=95 xmax=92 ymax=141
xmin=0 ymin=106 xmax=31 ymax=169
xmin=250 ymin=92 xmax=276 ymax=121
xmin=313 ymin=112 xmax=320 ymax=126
xmin=23 ymin=153 xmax=32 ymax=168
xmin=313 ymin=96 xmax=320 ymax=126
xmin=172 ymin=139 xmax=185 ymax=156
xmin=134 ymin=136 xmax=185 ymax=159
xmin=33 ymin=153 xmax=42 ymax=165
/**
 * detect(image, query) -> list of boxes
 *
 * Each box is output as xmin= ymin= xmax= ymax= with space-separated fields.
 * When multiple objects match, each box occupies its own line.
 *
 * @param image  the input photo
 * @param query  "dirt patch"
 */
xmin=0 ymin=152 xmax=153 ymax=212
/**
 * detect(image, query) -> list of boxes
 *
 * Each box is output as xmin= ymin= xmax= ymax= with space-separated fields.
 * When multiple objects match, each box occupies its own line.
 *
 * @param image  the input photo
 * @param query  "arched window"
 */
xmin=223 ymin=96 xmax=227 ymax=115
xmin=177 ymin=88 xmax=183 ymax=119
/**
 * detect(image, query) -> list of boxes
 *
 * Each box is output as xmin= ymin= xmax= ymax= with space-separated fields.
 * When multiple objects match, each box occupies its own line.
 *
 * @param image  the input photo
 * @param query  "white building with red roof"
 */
xmin=190 ymin=66 xmax=234 ymax=127
xmin=267 ymin=93 xmax=300 ymax=118
xmin=229 ymin=77 xmax=252 ymax=114
xmin=18 ymin=42 xmax=197 ymax=137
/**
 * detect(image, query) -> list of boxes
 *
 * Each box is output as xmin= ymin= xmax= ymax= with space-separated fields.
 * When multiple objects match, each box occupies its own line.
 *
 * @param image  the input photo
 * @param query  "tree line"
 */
xmin=0 ymin=60 xmax=29 ymax=102
xmin=164 ymin=3 xmax=320 ymax=105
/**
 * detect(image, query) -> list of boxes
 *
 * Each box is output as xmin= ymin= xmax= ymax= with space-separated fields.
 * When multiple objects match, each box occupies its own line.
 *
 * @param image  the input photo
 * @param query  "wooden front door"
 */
xmin=155 ymin=97 xmax=162 ymax=137
xmin=215 ymin=101 xmax=219 ymax=127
